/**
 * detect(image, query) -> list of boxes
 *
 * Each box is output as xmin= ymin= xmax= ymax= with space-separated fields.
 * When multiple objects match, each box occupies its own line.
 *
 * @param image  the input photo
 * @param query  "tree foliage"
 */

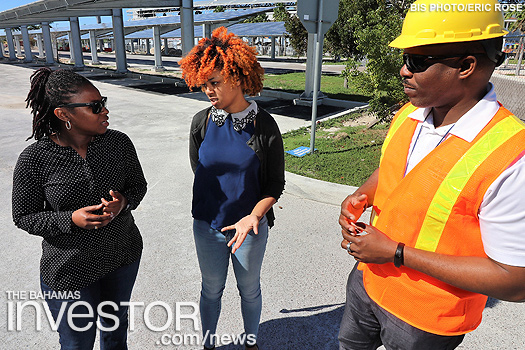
xmin=273 ymin=3 xmax=308 ymax=56
xmin=324 ymin=0 xmax=373 ymax=59
xmin=213 ymin=5 xmax=225 ymax=13
xmin=273 ymin=3 xmax=289 ymax=22
xmin=243 ymin=13 xmax=269 ymax=23
xmin=340 ymin=0 xmax=413 ymax=120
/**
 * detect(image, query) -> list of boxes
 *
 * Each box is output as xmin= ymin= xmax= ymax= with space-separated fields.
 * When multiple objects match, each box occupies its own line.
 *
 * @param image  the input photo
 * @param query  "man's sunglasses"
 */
xmin=58 ymin=96 xmax=108 ymax=114
xmin=402 ymin=54 xmax=466 ymax=73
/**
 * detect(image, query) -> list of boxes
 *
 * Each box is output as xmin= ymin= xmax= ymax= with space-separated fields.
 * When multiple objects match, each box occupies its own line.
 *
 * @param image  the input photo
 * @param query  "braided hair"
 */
xmin=179 ymin=26 xmax=264 ymax=96
xmin=25 ymin=67 xmax=92 ymax=140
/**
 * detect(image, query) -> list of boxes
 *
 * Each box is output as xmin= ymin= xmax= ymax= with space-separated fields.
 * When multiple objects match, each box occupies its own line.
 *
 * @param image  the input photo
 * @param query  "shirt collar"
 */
xmin=210 ymin=101 xmax=258 ymax=132
xmin=408 ymin=83 xmax=500 ymax=142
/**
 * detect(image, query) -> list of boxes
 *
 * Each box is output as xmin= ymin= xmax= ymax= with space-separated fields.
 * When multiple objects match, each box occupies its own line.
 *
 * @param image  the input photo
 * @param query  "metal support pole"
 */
xmin=5 ymin=28 xmax=17 ymax=60
xmin=89 ymin=30 xmax=100 ymax=64
xmin=303 ymin=33 xmax=316 ymax=98
xmin=181 ymin=0 xmax=195 ymax=55
xmin=69 ymin=17 xmax=84 ymax=68
xmin=146 ymin=38 xmax=151 ymax=55
xmin=41 ymin=22 xmax=55 ymax=64
xmin=309 ymin=0 xmax=325 ymax=154
xmin=153 ymin=26 xmax=165 ymax=71
xmin=515 ymin=36 xmax=524 ymax=76
xmin=163 ymin=37 xmax=168 ymax=54
xmin=112 ymin=8 xmax=128 ymax=73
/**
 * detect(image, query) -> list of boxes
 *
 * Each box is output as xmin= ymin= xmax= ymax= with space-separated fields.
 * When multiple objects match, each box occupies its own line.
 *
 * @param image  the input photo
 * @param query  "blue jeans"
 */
xmin=40 ymin=258 xmax=140 ymax=350
xmin=193 ymin=218 xmax=268 ymax=348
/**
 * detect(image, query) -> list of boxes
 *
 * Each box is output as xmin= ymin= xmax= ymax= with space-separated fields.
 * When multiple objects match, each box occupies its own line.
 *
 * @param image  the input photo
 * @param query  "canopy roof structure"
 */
xmin=0 ymin=0 xmax=285 ymax=73
xmin=0 ymin=0 xmax=182 ymax=27
xmin=116 ymin=21 xmax=287 ymax=39
xmin=1 ymin=7 xmax=271 ymax=37
xmin=53 ymin=20 xmax=286 ymax=41
xmin=194 ymin=0 xmax=295 ymax=7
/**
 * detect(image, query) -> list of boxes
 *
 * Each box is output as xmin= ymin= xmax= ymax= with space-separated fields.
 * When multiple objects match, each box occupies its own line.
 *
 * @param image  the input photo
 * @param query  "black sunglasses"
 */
xmin=402 ymin=54 xmax=466 ymax=73
xmin=58 ymin=96 xmax=108 ymax=114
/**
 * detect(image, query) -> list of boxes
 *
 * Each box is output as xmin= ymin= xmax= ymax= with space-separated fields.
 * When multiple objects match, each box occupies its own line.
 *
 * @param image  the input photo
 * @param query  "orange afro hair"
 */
xmin=179 ymin=26 xmax=264 ymax=96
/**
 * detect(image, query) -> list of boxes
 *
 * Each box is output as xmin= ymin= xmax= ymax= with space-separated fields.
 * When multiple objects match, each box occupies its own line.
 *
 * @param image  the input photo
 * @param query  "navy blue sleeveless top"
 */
xmin=192 ymin=115 xmax=261 ymax=230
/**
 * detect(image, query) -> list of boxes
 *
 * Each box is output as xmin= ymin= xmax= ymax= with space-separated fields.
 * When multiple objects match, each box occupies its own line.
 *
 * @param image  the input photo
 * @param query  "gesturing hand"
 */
xmin=101 ymin=190 xmax=128 ymax=219
xmin=222 ymin=214 xmax=261 ymax=254
xmin=72 ymin=203 xmax=112 ymax=230
xmin=341 ymin=222 xmax=398 ymax=265
xmin=339 ymin=193 xmax=368 ymax=235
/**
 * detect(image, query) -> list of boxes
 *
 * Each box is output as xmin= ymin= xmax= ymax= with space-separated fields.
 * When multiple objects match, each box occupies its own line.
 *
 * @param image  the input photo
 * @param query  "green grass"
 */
xmin=264 ymin=72 xmax=370 ymax=103
xmin=283 ymin=112 xmax=388 ymax=186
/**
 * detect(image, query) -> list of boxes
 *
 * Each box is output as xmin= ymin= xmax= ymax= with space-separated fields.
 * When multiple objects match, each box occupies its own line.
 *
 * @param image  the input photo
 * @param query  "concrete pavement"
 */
xmin=0 ymin=61 xmax=524 ymax=350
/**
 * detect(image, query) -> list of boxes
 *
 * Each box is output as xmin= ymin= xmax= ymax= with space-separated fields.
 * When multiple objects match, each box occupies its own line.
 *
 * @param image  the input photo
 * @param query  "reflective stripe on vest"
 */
xmin=416 ymin=115 xmax=525 ymax=251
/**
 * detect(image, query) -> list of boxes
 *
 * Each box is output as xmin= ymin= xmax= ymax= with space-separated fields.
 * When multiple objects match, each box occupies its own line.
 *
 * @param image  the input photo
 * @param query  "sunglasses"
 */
xmin=402 ymin=54 xmax=466 ymax=73
xmin=58 ymin=96 xmax=108 ymax=114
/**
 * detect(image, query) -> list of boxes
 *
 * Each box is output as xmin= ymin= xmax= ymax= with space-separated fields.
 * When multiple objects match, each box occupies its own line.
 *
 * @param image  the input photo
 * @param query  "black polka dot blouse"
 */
xmin=12 ymin=129 xmax=147 ymax=291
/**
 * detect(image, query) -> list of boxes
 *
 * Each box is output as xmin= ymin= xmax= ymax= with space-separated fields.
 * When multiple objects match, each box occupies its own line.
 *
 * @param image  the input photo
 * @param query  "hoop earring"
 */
xmin=65 ymin=120 xmax=72 ymax=130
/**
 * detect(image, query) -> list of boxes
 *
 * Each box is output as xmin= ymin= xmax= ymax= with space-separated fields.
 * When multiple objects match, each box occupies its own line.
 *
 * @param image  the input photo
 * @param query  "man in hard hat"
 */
xmin=338 ymin=0 xmax=525 ymax=349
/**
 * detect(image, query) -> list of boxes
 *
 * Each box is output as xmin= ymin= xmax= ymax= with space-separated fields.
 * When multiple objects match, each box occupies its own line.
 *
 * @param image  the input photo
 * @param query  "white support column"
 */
xmin=153 ymin=26 xmax=165 ymax=71
xmin=112 ymin=8 xmax=128 ymax=73
xmin=97 ymin=16 xmax=105 ymax=52
xmin=36 ymin=34 xmax=44 ymax=57
xmin=180 ymin=0 xmax=195 ymax=56
xmin=0 ymin=38 xmax=5 ymax=58
xmin=89 ymin=30 xmax=100 ymax=64
xmin=202 ymin=23 xmax=211 ymax=39
xmin=146 ymin=38 xmax=151 ymax=55
xmin=163 ymin=37 xmax=168 ymax=54
xmin=21 ymin=26 xmax=33 ymax=62
xmin=271 ymin=36 xmax=276 ymax=59
xmin=41 ymin=22 xmax=55 ymax=64
xmin=69 ymin=17 xmax=84 ymax=68
xmin=68 ymin=32 xmax=76 ymax=63
xmin=15 ymin=35 xmax=22 ymax=57
xmin=5 ymin=28 xmax=17 ymax=60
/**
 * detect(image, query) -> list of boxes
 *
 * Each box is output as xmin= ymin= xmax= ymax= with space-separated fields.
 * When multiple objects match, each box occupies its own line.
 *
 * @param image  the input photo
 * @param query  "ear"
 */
xmin=458 ymin=55 xmax=478 ymax=80
xmin=54 ymin=107 xmax=70 ymax=122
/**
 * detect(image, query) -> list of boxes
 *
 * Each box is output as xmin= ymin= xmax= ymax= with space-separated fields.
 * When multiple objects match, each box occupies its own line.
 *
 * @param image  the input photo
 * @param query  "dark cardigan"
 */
xmin=189 ymin=106 xmax=285 ymax=227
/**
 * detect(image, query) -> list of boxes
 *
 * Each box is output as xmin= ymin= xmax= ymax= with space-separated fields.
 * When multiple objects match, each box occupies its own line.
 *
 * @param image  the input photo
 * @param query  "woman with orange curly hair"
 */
xmin=180 ymin=27 xmax=285 ymax=350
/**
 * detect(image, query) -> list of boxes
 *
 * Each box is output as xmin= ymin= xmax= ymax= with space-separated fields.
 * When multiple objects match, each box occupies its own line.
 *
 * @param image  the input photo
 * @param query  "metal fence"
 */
xmin=491 ymin=33 xmax=525 ymax=121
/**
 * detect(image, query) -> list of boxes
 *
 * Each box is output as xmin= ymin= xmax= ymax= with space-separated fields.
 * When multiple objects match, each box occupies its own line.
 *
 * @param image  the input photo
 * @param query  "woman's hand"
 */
xmin=101 ymin=190 xmax=128 ymax=219
xmin=341 ymin=222 xmax=398 ymax=265
xmin=72 ymin=203 xmax=112 ymax=230
xmin=222 ymin=214 xmax=261 ymax=254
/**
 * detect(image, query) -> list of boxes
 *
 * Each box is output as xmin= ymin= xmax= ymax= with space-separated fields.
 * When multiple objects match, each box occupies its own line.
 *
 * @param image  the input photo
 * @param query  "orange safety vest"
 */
xmin=361 ymin=103 xmax=525 ymax=335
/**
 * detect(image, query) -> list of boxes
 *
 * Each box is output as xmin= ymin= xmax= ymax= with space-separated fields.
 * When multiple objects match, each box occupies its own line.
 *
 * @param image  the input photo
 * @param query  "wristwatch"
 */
xmin=394 ymin=242 xmax=405 ymax=268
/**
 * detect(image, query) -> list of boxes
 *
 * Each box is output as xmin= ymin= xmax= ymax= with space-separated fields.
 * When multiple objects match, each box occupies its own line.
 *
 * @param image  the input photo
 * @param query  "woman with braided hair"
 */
xmin=180 ymin=27 xmax=285 ymax=350
xmin=12 ymin=67 xmax=147 ymax=349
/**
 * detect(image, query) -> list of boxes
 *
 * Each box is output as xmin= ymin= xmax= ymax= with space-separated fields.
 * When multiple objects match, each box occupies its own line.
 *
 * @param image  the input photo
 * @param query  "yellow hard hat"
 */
xmin=390 ymin=0 xmax=508 ymax=49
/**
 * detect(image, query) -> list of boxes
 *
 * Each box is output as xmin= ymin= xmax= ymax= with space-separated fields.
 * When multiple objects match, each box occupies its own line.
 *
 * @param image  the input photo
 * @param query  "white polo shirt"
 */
xmin=405 ymin=84 xmax=525 ymax=267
